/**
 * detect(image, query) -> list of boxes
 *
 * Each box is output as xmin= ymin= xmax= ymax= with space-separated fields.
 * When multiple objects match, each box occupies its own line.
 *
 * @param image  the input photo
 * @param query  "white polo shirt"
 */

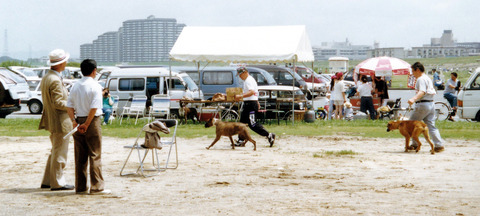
xmin=415 ymin=73 xmax=436 ymax=101
xmin=357 ymin=82 xmax=373 ymax=97
xmin=67 ymin=77 xmax=103 ymax=117
xmin=243 ymin=75 xmax=258 ymax=101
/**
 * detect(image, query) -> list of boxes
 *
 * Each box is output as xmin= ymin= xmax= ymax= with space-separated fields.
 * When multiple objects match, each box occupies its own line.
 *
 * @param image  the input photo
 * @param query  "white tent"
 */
xmin=169 ymin=25 xmax=314 ymax=63
xmin=169 ymin=25 xmax=315 ymax=124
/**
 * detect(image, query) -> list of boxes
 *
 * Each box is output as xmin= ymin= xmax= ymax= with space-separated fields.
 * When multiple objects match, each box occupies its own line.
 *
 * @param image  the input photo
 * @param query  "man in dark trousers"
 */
xmin=234 ymin=67 xmax=276 ymax=147
xmin=67 ymin=59 xmax=111 ymax=195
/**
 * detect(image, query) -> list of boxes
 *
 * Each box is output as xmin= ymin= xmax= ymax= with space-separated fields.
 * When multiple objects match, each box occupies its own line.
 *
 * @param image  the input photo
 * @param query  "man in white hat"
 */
xmin=38 ymin=49 xmax=75 ymax=191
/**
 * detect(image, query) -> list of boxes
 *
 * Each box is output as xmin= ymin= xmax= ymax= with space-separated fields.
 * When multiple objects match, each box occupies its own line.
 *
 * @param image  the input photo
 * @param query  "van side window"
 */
xmin=166 ymin=78 xmax=185 ymax=90
xmin=469 ymin=75 xmax=480 ymax=90
xmin=186 ymin=72 xmax=199 ymax=85
xmin=251 ymin=73 xmax=266 ymax=84
xmin=119 ymin=78 xmax=144 ymax=91
xmin=203 ymin=71 xmax=233 ymax=85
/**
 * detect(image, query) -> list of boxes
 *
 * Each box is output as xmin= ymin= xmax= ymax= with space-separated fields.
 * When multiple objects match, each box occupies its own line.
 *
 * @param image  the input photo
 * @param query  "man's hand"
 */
xmin=407 ymin=98 xmax=415 ymax=105
xmin=78 ymin=124 xmax=88 ymax=134
xmin=234 ymin=94 xmax=242 ymax=102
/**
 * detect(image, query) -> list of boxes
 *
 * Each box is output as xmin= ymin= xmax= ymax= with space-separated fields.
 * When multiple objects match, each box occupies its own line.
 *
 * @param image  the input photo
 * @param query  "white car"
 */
xmin=457 ymin=67 xmax=480 ymax=121
xmin=27 ymin=80 xmax=43 ymax=114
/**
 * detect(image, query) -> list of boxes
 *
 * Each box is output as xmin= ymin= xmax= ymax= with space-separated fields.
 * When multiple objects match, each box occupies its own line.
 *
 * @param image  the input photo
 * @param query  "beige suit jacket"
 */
xmin=38 ymin=70 xmax=73 ymax=134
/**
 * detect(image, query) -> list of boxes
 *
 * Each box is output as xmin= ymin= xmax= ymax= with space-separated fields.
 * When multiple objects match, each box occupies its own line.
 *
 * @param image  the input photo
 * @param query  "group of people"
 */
xmin=39 ymin=49 xmax=110 ymax=194
xmin=327 ymin=71 xmax=389 ymax=120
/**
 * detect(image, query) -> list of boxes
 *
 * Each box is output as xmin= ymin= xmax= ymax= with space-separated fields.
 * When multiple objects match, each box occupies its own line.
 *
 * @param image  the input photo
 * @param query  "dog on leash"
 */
xmin=386 ymin=120 xmax=435 ymax=154
xmin=179 ymin=101 xmax=198 ymax=124
xmin=204 ymin=118 xmax=256 ymax=151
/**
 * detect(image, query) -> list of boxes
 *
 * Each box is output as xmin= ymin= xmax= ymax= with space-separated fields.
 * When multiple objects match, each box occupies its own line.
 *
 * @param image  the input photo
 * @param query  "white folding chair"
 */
xmin=120 ymin=119 xmax=178 ymax=177
xmin=149 ymin=94 xmax=171 ymax=120
xmin=120 ymin=95 xmax=147 ymax=125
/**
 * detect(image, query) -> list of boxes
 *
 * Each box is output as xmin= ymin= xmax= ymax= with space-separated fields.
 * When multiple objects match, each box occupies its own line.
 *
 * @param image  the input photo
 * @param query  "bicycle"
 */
xmin=434 ymin=101 xmax=453 ymax=121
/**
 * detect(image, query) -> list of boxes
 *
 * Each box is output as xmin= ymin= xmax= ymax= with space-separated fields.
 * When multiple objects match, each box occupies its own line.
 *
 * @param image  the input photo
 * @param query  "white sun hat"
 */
xmin=47 ymin=49 xmax=70 ymax=66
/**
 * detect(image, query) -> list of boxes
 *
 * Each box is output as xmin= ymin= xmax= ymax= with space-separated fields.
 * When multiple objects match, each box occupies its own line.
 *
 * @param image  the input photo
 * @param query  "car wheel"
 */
xmin=28 ymin=100 xmax=43 ymax=114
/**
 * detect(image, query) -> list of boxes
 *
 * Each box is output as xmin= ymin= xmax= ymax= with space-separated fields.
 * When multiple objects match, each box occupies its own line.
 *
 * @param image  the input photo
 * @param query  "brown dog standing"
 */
xmin=387 ymin=120 xmax=435 ymax=154
xmin=204 ymin=118 xmax=256 ymax=151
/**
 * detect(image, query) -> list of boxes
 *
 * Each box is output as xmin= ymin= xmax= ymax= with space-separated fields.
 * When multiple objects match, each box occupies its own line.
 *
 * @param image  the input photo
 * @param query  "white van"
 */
xmin=457 ymin=68 xmax=480 ymax=121
xmin=105 ymin=67 xmax=203 ymax=118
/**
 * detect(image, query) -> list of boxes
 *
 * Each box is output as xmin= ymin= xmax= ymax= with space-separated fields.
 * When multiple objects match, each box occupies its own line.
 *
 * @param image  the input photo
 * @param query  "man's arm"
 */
xmin=50 ymin=80 xmax=68 ymax=110
xmin=67 ymin=107 xmax=78 ymax=128
xmin=78 ymin=108 xmax=97 ymax=134
xmin=408 ymin=91 xmax=426 ymax=105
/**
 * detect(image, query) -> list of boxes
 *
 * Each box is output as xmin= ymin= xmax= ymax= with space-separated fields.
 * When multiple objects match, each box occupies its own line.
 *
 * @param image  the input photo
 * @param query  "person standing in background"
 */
xmin=67 ymin=59 xmax=111 ymax=195
xmin=356 ymin=75 xmax=376 ymax=120
xmin=332 ymin=72 xmax=346 ymax=120
xmin=102 ymin=88 xmax=114 ymax=125
xmin=38 ymin=49 xmax=74 ymax=191
xmin=374 ymin=76 xmax=389 ymax=106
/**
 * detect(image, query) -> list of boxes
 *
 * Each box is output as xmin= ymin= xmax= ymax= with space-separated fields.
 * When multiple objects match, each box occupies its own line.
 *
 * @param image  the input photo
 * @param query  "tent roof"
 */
xmin=169 ymin=25 xmax=314 ymax=63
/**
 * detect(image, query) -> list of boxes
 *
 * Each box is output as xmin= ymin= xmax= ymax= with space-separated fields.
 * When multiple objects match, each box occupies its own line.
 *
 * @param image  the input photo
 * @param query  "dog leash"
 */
xmin=400 ymin=105 xmax=413 ymax=120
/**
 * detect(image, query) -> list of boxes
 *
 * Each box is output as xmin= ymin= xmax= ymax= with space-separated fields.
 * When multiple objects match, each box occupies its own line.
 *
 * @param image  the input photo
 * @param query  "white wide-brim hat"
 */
xmin=47 ymin=49 xmax=70 ymax=66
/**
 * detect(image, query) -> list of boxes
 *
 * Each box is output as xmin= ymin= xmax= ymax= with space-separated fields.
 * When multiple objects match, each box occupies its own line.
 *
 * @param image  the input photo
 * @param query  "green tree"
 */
xmin=1 ymin=60 xmax=31 ymax=68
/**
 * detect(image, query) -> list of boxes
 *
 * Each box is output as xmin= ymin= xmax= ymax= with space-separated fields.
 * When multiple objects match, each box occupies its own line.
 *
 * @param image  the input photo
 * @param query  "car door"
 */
xmin=461 ymin=72 xmax=480 ymax=119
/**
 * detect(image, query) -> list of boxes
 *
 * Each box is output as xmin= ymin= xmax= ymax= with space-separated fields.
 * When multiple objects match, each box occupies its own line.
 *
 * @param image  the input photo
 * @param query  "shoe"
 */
xmin=40 ymin=184 xmax=50 ymax=189
xmin=102 ymin=122 xmax=107 ymax=125
xmin=234 ymin=139 xmax=246 ymax=147
xmin=90 ymin=189 xmax=111 ymax=195
xmin=434 ymin=146 xmax=445 ymax=152
xmin=448 ymin=117 xmax=455 ymax=122
xmin=268 ymin=133 xmax=276 ymax=147
xmin=76 ymin=191 xmax=89 ymax=195
xmin=51 ymin=184 xmax=75 ymax=191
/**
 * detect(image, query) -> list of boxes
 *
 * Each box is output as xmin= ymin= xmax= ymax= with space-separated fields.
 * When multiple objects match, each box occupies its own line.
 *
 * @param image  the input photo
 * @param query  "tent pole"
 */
xmin=196 ymin=61 xmax=201 ymax=99
xmin=169 ymin=58 xmax=172 ymax=97
xmin=292 ymin=57 xmax=296 ymax=125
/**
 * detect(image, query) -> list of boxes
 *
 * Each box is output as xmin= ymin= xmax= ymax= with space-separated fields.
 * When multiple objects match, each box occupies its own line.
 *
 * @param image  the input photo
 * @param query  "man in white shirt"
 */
xmin=67 ymin=59 xmax=111 ymax=194
xmin=444 ymin=72 xmax=459 ymax=121
xmin=408 ymin=62 xmax=444 ymax=152
xmin=234 ymin=67 xmax=276 ymax=147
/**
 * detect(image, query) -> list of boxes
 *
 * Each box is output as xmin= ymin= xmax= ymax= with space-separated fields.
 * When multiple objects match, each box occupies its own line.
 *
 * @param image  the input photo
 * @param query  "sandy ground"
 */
xmin=0 ymin=134 xmax=479 ymax=215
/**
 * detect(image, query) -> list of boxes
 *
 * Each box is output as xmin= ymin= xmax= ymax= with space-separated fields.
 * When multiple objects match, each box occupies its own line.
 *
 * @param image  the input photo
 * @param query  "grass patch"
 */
xmin=314 ymin=150 xmax=358 ymax=158
xmin=1 ymin=118 xmax=479 ymax=141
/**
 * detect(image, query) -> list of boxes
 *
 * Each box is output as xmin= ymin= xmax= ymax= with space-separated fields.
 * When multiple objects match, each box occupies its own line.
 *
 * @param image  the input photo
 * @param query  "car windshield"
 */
xmin=182 ymin=75 xmax=198 ymax=91
xmin=20 ymin=68 xmax=38 ymax=77
xmin=0 ymin=69 xmax=26 ymax=83
xmin=27 ymin=80 xmax=40 ymax=91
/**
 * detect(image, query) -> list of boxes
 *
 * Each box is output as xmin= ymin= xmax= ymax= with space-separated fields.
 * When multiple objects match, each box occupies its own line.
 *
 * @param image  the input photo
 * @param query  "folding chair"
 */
xmin=109 ymin=95 xmax=119 ymax=123
xmin=120 ymin=119 xmax=178 ymax=177
xmin=120 ymin=95 xmax=147 ymax=125
xmin=149 ymin=94 xmax=171 ymax=120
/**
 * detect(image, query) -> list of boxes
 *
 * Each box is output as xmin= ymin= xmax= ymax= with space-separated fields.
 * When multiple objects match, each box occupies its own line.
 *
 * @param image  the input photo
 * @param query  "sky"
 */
xmin=1 ymin=0 xmax=478 ymax=61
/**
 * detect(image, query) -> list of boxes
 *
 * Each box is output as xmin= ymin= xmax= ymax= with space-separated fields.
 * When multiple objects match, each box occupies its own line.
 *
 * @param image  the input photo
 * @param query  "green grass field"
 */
xmin=1 ymin=118 xmax=478 ymax=141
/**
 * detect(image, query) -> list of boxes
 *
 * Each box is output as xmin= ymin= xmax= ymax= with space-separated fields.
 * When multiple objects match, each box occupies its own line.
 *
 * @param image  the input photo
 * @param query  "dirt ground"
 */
xmin=0 ymin=134 xmax=479 ymax=215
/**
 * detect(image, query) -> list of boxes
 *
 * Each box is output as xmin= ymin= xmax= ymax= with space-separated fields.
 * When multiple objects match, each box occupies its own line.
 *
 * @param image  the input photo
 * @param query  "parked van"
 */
xmin=175 ymin=66 xmax=276 ymax=100
xmin=457 ymin=67 xmax=480 ymax=121
xmin=105 ymin=67 xmax=203 ymax=118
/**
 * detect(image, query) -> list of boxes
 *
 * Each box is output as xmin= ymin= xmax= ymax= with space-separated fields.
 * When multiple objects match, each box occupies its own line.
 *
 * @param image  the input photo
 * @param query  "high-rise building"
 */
xmin=80 ymin=16 xmax=185 ymax=63
xmin=312 ymin=38 xmax=371 ymax=60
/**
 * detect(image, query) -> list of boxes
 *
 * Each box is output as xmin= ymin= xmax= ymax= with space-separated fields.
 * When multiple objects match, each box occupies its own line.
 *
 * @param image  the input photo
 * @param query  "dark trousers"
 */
xmin=73 ymin=116 xmax=104 ymax=192
xmin=239 ymin=101 xmax=269 ymax=139
xmin=360 ymin=96 xmax=376 ymax=120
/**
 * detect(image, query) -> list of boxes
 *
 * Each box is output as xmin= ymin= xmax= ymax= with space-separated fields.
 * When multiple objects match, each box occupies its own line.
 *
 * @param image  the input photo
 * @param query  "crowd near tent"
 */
xmin=169 ymin=25 xmax=315 ymax=123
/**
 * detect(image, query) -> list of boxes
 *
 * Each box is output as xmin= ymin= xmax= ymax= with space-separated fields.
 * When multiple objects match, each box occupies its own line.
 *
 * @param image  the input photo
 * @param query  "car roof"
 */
xmin=258 ymin=85 xmax=301 ymax=92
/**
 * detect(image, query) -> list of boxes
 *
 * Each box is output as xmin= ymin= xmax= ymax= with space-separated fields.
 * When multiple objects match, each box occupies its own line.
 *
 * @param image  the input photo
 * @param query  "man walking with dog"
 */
xmin=408 ymin=62 xmax=444 ymax=152
xmin=234 ymin=67 xmax=276 ymax=147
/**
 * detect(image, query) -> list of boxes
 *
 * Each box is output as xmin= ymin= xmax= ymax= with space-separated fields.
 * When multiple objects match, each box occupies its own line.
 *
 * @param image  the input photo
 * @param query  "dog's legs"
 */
xmin=422 ymin=128 xmax=435 ymax=155
xmin=228 ymin=136 xmax=235 ymax=149
xmin=206 ymin=135 xmax=221 ymax=150
xmin=400 ymin=130 xmax=411 ymax=152
xmin=242 ymin=131 xmax=256 ymax=151
xmin=412 ymin=128 xmax=424 ymax=153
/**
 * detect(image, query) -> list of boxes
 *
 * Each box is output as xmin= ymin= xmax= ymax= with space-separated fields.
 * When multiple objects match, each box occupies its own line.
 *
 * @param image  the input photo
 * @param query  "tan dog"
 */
xmin=204 ymin=118 xmax=256 ymax=151
xmin=387 ymin=120 xmax=435 ymax=154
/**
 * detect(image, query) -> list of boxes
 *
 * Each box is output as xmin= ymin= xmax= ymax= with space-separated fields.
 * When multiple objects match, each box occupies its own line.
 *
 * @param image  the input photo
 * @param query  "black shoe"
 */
xmin=234 ymin=140 xmax=246 ymax=147
xmin=268 ymin=133 xmax=276 ymax=147
xmin=40 ymin=184 xmax=50 ymax=189
xmin=434 ymin=146 xmax=445 ymax=152
xmin=51 ymin=184 xmax=75 ymax=191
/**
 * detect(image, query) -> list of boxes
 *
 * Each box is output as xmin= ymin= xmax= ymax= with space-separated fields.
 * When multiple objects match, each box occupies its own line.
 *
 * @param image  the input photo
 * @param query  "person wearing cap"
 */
xmin=67 ymin=59 xmax=111 ymax=195
xmin=234 ymin=67 xmax=276 ymax=147
xmin=38 ymin=49 xmax=74 ymax=191
xmin=408 ymin=62 xmax=444 ymax=152
xmin=331 ymin=72 xmax=346 ymax=120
